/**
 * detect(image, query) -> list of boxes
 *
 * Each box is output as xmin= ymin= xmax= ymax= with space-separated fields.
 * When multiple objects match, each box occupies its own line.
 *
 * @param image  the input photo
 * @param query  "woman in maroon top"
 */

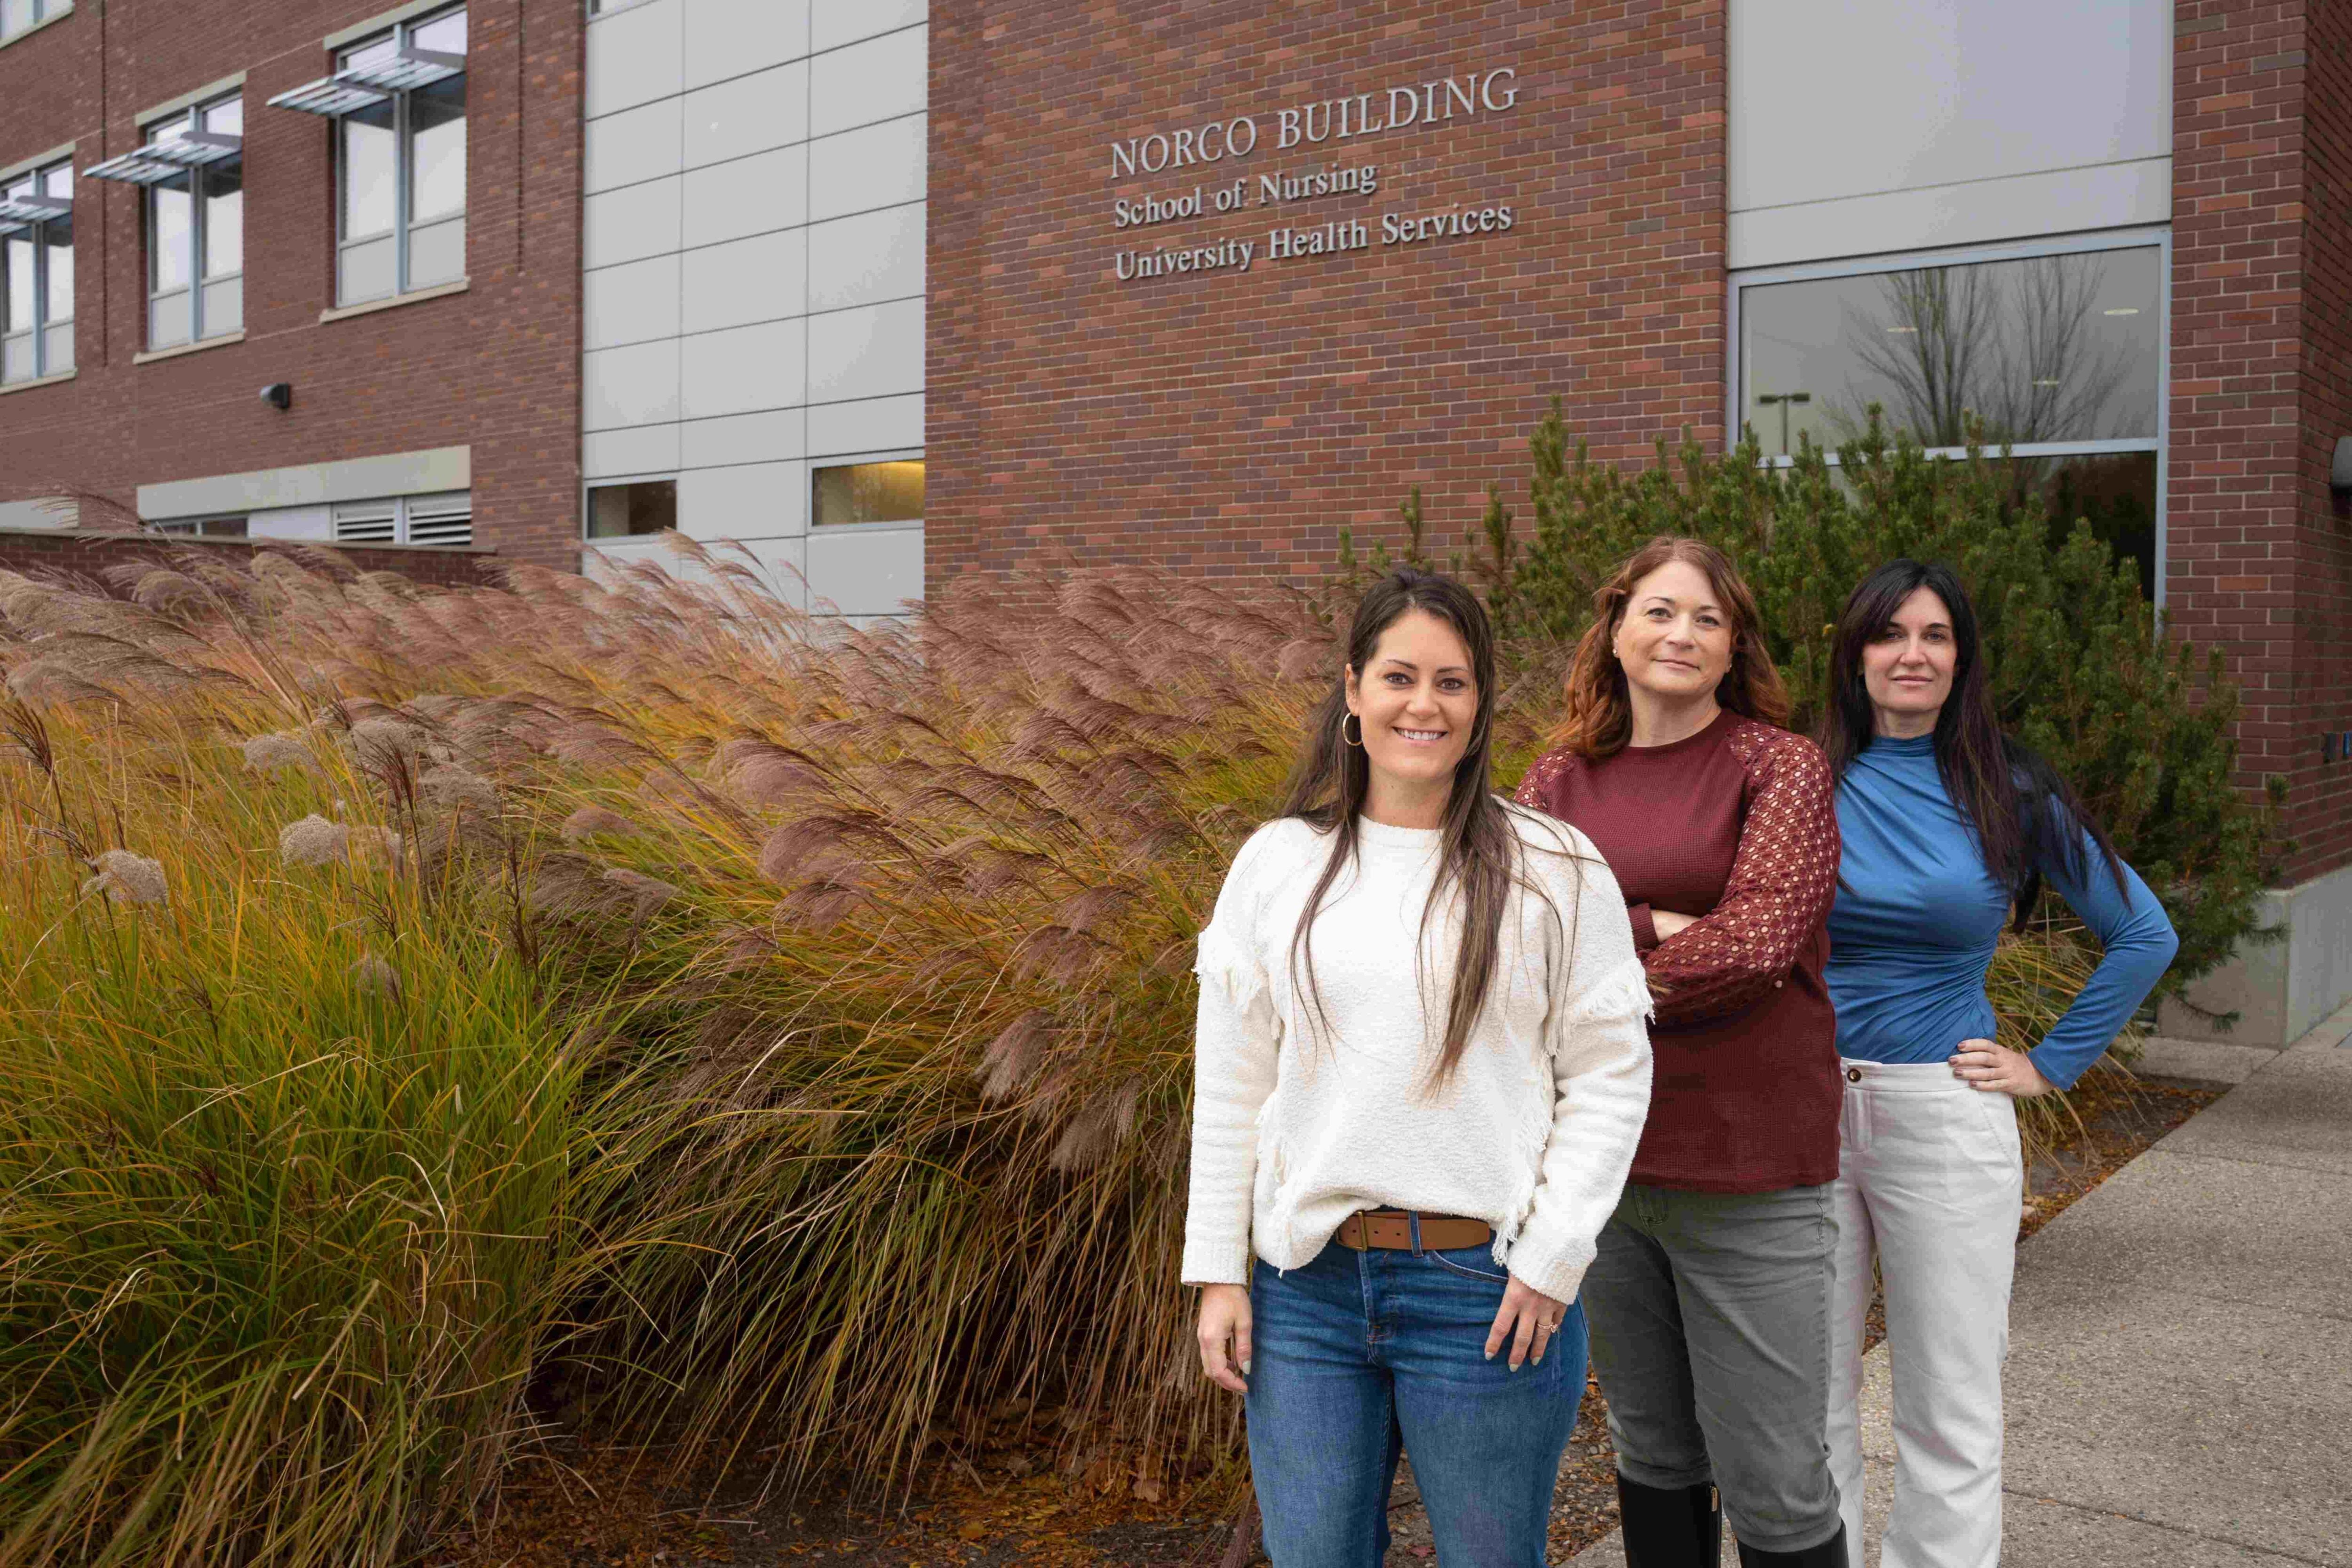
xmin=1517 ymin=537 xmax=1846 ymax=1568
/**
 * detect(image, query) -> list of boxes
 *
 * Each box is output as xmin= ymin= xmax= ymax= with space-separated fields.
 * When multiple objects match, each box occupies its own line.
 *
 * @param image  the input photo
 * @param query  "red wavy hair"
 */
xmin=1554 ymin=536 xmax=1791 ymax=757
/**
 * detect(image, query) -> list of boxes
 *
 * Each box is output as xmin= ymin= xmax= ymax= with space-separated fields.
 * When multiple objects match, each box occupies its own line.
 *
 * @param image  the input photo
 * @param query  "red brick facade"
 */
xmin=931 ymin=0 xmax=2350 ymax=888
xmin=2171 ymin=0 xmax=2349 ymax=881
xmin=2290 ymin=0 xmax=2352 ymax=881
xmin=0 ymin=0 xmax=583 ymax=571
xmin=925 ymin=0 xmax=1728 ymax=586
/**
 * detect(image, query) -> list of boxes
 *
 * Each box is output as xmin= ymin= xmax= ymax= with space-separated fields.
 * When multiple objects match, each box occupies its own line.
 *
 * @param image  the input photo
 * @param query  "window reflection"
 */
xmin=1743 ymin=248 xmax=2161 ymax=455
xmin=341 ymin=103 xmax=398 ymax=240
xmin=205 ymin=166 xmax=243 ymax=279
xmin=410 ymin=9 xmax=467 ymax=52
xmin=41 ymin=209 xmax=69 ymax=324
xmin=409 ymin=78 xmax=467 ymax=223
xmin=153 ymin=182 xmax=192 ymax=294
xmin=814 ymin=462 xmax=926 ymax=526
xmin=2003 ymin=452 xmax=2158 ymax=603
xmin=4 ymin=232 xmax=32 ymax=334
xmin=334 ymin=6 xmax=466 ymax=305
xmin=586 ymin=480 xmax=679 ymax=539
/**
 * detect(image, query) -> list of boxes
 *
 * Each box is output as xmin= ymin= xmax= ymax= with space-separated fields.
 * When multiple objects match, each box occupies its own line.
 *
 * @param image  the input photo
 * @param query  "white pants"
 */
xmin=1826 ymin=1059 xmax=2022 ymax=1568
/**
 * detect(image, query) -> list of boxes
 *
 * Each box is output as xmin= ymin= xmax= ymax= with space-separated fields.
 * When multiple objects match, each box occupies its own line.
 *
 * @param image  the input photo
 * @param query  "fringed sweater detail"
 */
xmin=1180 ymin=806 xmax=1654 ymax=1305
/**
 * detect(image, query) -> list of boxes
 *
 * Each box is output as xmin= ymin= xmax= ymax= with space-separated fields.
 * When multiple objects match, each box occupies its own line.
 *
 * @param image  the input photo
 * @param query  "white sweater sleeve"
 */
xmin=1505 ymin=832 xmax=1655 ymax=1304
xmin=1181 ymin=828 xmax=1285 ymax=1286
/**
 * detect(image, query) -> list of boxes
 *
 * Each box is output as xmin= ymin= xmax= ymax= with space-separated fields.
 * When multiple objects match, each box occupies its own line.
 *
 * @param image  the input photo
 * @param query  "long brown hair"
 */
xmin=1819 ymin=559 xmax=2125 ymax=927
xmin=1554 ymin=536 xmax=1790 ymax=757
xmin=1280 ymin=568 xmax=1567 ymax=1085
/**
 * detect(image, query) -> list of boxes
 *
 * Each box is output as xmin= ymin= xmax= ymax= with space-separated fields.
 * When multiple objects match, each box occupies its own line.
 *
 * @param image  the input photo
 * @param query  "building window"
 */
xmin=151 ymin=516 xmax=249 ymax=537
xmin=142 ymin=95 xmax=245 ymax=349
xmin=0 ymin=159 xmax=73 ymax=384
xmin=334 ymin=5 xmax=467 ymax=306
xmin=333 ymin=491 xmax=472 ymax=546
xmin=0 ymin=0 xmax=59 ymax=40
xmin=1734 ymin=234 xmax=2165 ymax=600
xmin=813 ymin=461 xmax=925 ymax=527
xmin=585 ymin=479 xmax=677 ymax=540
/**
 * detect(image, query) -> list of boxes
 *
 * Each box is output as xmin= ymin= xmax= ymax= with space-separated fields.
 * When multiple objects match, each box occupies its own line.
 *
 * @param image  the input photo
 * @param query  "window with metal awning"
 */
xmin=266 ymin=4 xmax=468 ymax=309
xmin=267 ymin=46 xmax=464 ymax=117
xmin=82 ymin=131 xmax=240 ymax=188
xmin=85 ymin=94 xmax=246 ymax=350
xmin=0 ymin=161 xmax=73 ymax=384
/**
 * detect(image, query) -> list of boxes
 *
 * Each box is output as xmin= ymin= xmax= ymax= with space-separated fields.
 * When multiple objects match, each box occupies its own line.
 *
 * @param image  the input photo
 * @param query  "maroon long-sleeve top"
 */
xmin=1516 ymin=711 xmax=1843 ymax=1193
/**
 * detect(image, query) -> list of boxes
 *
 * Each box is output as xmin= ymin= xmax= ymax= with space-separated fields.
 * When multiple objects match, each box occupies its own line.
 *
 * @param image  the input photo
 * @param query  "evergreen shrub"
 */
xmin=1341 ymin=404 xmax=2283 ymax=1011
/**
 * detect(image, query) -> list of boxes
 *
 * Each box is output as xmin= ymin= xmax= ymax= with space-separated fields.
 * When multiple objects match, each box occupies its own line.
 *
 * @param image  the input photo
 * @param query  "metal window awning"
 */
xmin=0 ymin=192 xmax=70 ymax=223
xmin=267 ymin=48 xmax=465 ymax=117
xmin=84 ymin=132 xmax=242 ymax=187
xmin=0 ymin=191 xmax=69 ymax=237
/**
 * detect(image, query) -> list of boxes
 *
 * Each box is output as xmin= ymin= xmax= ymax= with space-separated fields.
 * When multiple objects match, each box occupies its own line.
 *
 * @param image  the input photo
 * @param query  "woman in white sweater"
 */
xmin=1186 ymin=568 xmax=1655 ymax=1568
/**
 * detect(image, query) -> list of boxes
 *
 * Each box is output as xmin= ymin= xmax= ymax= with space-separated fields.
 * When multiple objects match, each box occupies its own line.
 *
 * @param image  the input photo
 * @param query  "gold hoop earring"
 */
xmin=1341 ymin=712 xmax=1364 ymax=748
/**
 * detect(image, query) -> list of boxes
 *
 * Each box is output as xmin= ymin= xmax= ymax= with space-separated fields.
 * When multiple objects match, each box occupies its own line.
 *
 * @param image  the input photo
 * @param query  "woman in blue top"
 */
xmin=1818 ymin=560 xmax=2177 ymax=1568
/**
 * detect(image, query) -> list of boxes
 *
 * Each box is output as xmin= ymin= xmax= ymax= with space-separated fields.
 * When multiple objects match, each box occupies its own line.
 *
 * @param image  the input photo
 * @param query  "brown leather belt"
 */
xmin=1334 ymin=1209 xmax=1494 ymax=1252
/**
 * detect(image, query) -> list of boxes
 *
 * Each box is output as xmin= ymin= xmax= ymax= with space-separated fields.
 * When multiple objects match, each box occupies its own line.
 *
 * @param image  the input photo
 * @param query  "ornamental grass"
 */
xmin=0 ymin=537 xmax=2141 ymax=1561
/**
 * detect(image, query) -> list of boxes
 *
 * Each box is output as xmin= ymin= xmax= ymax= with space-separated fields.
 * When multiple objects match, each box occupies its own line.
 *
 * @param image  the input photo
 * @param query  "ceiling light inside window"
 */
xmin=2032 ymin=378 xmax=2061 ymax=387
xmin=1885 ymin=325 xmax=1919 ymax=334
xmin=2103 ymin=307 xmax=2140 ymax=316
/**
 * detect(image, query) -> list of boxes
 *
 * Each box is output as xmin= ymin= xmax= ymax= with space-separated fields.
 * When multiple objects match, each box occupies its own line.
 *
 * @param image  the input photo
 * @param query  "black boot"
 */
xmin=1616 ymin=1474 xmax=1723 ymax=1566
xmin=1735 ymin=1522 xmax=1850 ymax=1568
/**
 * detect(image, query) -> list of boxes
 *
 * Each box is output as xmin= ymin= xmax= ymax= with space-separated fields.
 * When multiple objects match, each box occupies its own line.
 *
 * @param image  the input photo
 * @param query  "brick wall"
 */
xmin=0 ymin=0 xmax=583 ymax=571
xmin=2296 ymin=0 xmax=2352 ymax=880
xmin=925 ymin=0 xmax=1728 ymax=590
xmin=0 ymin=526 xmax=499 ymax=590
xmin=2170 ymin=0 xmax=2349 ymax=883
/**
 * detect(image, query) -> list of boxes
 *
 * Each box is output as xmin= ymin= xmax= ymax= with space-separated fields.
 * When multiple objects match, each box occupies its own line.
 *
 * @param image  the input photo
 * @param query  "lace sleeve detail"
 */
xmin=1644 ymin=727 xmax=1839 ymax=1026
xmin=1513 ymin=749 xmax=1574 ymax=812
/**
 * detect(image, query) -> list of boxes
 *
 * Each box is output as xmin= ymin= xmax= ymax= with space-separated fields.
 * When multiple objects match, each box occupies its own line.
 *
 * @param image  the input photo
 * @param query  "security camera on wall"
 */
xmin=260 ymin=383 xmax=293 ymax=412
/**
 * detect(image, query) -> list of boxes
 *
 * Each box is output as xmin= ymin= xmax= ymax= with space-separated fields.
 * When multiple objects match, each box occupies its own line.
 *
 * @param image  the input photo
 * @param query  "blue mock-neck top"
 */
xmin=1823 ymin=733 xmax=2178 ymax=1089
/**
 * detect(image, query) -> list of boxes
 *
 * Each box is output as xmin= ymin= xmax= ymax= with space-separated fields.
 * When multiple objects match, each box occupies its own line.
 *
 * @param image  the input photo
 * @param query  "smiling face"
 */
xmin=1612 ymin=559 xmax=1734 ymax=703
xmin=1861 ymin=585 xmax=1957 ymax=735
xmin=1344 ymin=608 xmax=1479 ymax=805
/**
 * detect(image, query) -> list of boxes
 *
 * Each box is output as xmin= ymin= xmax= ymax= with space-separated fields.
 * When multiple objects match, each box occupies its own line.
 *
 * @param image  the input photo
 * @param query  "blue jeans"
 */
xmin=1246 ymin=1237 xmax=1588 ymax=1568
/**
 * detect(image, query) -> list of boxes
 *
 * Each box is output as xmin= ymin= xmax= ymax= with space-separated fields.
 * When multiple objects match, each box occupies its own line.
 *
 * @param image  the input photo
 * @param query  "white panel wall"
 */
xmin=582 ymin=0 xmax=927 ymax=617
xmin=1729 ymin=0 xmax=2172 ymax=268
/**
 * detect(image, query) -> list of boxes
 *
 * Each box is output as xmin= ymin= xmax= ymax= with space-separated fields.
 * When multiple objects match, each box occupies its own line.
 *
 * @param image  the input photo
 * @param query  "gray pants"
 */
xmin=1584 ymin=1181 xmax=1843 ymax=1554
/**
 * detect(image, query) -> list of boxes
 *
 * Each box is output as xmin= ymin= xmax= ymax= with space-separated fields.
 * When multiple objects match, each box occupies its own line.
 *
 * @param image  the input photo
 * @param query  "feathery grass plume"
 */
xmin=420 ymin=762 xmax=498 ymax=813
xmin=0 ymin=535 xmax=2171 ymax=1556
xmin=0 ymin=652 xmax=625 ymax=1568
xmin=560 ymin=804 xmax=639 ymax=841
xmin=242 ymin=730 xmax=319 ymax=776
xmin=601 ymin=866 xmax=683 ymax=909
xmin=349 ymin=950 xmax=402 ymax=996
xmin=278 ymin=813 xmax=350 ymax=867
xmin=346 ymin=823 xmax=405 ymax=866
xmin=345 ymin=713 xmax=431 ymax=772
xmin=79 ymin=849 xmax=168 ymax=907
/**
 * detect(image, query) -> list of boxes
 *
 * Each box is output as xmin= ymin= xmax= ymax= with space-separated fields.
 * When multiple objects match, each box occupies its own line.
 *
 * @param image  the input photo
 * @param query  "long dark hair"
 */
xmin=1281 ymin=568 xmax=1564 ymax=1084
xmin=1820 ymin=560 xmax=2124 ymax=926
xmin=1555 ymin=536 xmax=1790 ymax=757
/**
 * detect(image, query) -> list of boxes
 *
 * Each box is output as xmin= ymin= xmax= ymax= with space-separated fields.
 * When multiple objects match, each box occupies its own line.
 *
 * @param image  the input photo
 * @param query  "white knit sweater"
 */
xmin=1182 ymin=805 xmax=1655 ymax=1303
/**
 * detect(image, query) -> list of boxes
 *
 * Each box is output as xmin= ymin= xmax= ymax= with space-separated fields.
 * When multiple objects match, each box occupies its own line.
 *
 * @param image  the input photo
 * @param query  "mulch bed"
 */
xmin=443 ymin=1074 xmax=2221 ymax=1568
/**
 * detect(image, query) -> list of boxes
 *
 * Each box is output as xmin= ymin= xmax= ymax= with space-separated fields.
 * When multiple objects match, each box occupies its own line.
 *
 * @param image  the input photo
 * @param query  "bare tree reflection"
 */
xmin=1828 ymin=255 xmax=2138 ymax=448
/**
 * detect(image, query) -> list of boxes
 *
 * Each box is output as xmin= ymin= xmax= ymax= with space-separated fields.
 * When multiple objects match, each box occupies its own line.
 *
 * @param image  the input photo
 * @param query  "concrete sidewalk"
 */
xmin=1568 ymin=1002 xmax=2352 ymax=1567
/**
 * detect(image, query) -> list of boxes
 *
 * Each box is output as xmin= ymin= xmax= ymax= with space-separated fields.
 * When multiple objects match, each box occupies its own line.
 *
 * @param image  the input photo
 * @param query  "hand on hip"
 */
xmin=1950 ymin=1038 xmax=2054 ymax=1098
